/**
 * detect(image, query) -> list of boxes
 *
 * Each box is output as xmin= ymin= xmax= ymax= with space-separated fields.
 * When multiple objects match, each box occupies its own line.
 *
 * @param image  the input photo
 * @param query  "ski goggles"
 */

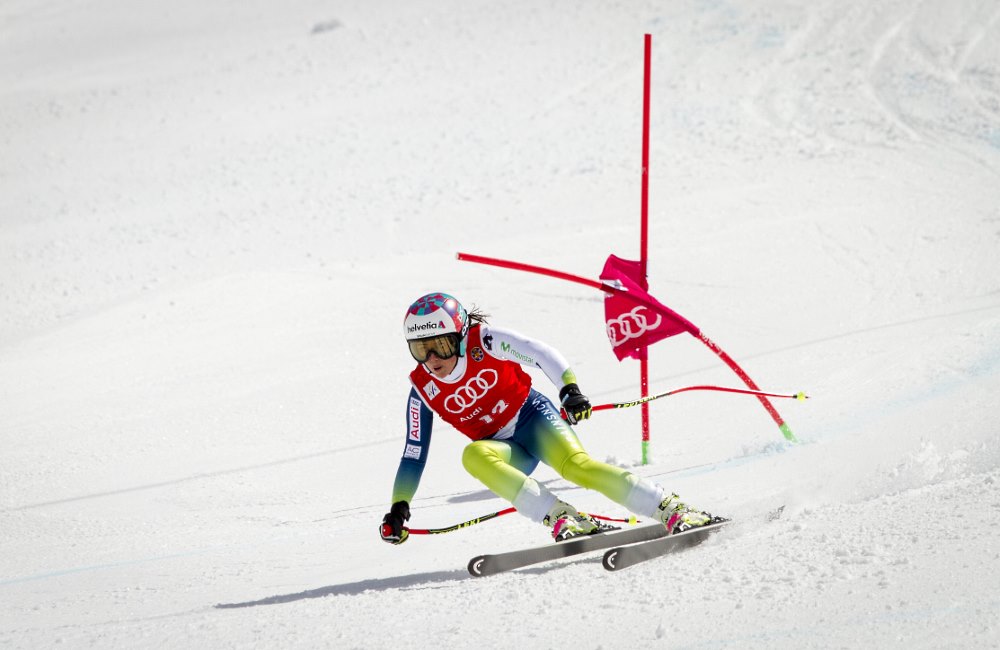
xmin=407 ymin=333 xmax=461 ymax=363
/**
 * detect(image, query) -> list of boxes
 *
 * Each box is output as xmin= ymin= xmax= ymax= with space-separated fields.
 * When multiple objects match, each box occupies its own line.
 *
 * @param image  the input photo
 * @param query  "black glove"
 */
xmin=560 ymin=383 xmax=592 ymax=425
xmin=380 ymin=500 xmax=410 ymax=545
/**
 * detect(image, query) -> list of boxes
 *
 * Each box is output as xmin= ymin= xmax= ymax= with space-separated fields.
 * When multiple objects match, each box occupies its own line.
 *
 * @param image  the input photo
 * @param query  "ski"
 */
xmin=602 ymin=506 xmax=785 ymax=572
xmin=602 ymin=520 xmax=729 ymax=571
xmin=467 ymin=523 xmax=669 ymax=577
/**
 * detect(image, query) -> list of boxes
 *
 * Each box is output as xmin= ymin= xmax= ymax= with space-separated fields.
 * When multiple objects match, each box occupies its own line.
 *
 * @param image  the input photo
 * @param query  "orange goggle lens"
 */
xmin=407 ymin=334 xmax=461 ymax=363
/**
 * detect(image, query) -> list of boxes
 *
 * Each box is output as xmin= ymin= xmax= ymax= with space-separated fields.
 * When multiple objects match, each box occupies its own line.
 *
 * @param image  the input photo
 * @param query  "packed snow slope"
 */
xmin=2 ymin=0 xmax=1000 ymax=648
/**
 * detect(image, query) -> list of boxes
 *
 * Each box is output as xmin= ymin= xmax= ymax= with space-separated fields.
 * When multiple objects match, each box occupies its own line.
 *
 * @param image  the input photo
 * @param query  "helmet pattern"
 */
xmin=404 ymin=292 xmax=469 ymax=341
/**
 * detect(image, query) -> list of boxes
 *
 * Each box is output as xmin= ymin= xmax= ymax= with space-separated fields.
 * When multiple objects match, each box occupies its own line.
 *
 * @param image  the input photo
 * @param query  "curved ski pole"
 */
xmin=405 ymin=508 xmax=640 ymax=536
xmin=561 ymin=384 xmax=808 ymax=420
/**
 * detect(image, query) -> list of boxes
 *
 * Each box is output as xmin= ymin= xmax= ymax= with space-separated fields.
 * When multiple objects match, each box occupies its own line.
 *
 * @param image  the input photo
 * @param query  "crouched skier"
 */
xmin=380 ymin=292 xmax=718 ymax=545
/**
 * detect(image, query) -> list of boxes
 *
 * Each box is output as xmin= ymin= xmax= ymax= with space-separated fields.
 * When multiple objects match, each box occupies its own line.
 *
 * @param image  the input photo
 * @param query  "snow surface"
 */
xmin=2 ymin=0 xmax=1000 ymax=648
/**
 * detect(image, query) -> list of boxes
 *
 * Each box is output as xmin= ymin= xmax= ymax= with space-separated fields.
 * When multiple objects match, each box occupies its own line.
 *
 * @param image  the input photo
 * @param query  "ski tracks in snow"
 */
xmin=745 ymin=0 xmax=1000 ymax=169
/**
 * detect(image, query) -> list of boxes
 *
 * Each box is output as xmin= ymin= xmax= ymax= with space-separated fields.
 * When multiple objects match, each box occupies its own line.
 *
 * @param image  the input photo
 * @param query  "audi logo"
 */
xmin=444 ymin=369 xmax=499 ymax=413
xmin=606 ymin=306 xmax=662 ymax=347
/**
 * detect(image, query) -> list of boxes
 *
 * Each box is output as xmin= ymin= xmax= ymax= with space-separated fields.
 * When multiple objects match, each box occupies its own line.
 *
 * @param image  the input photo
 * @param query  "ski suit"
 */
xmin=390 ymin=323 xmax=665 ymax=523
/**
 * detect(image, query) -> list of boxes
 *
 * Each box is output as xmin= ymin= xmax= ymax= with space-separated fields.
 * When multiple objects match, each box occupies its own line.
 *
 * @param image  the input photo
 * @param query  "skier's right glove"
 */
xmin=379 ymin=500 xmax=410 ymax=545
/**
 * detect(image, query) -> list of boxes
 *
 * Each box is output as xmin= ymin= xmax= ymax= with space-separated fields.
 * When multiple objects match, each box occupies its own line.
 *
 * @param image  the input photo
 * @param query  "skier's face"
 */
xmin=424 ymin=350 xmax=458 ymax=378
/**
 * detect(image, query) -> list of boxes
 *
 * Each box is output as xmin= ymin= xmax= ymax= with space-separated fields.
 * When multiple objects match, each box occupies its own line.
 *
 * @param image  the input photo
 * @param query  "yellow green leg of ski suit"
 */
xmin=461 ymin=390 xmax=663 ymax=523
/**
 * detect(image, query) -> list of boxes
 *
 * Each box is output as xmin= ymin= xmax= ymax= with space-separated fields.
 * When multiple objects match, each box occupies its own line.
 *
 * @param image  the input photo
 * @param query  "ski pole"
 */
xmin=562 ymin=384 xmax=808 ymax=420
xmin=405 ymin=508 xmax=517 ymax=535
xmin=405 ymin=508 xmax=640 ymax=535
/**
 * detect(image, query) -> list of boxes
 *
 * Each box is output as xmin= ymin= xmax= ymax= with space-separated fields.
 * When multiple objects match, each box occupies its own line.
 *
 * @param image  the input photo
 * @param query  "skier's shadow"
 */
xmin=215 ymin=569 xmax=469 ymax=608
xmin=214 ymin=557 xmax=593 ymax=608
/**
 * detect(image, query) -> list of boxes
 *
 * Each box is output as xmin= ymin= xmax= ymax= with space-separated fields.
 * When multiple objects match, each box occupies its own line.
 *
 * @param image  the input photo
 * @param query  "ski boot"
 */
xmin=543 ymin=500 xmax=617 ymax=542
xmin=656 ymin=493 xmax=726 ymax=534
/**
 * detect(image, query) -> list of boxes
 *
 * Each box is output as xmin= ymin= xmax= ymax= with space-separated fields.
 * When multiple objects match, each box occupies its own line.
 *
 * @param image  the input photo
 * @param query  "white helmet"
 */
xmin=403 ymin=293 xmax=470 ymax=362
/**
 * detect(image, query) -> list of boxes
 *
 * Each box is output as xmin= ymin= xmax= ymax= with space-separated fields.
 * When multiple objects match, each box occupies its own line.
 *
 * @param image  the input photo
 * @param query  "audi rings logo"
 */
xmin=606 ymin=306 xmax=662 ymax=347
xmin=444 ymin=369 xmax=498 ymax=413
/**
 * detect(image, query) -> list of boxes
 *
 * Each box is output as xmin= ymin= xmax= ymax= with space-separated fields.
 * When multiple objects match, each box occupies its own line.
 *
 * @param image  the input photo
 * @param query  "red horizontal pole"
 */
xmin=456 ymin=252 xmax=607 ymax=292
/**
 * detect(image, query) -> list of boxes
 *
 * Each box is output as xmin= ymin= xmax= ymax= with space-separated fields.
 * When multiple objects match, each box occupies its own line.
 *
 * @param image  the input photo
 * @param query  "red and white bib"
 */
xmin=409 ymin=325 xmax=531 ymax=440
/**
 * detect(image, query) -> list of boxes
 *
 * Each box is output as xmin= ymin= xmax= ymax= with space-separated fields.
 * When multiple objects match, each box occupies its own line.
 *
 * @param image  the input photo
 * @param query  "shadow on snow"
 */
xmin=214 ymin=569 xmax=469 ymax=608
xmin=214 ymin=555 xmax=601 ymax=609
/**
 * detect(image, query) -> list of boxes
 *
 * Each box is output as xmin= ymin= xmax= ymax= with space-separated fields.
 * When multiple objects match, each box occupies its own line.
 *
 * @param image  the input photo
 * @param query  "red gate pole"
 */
xmin=639 ymin=33 xmax=652 ymax=464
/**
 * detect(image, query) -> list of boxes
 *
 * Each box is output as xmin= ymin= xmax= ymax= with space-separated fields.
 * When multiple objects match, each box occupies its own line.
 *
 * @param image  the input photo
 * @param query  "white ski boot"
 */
xmin=543 ymin=500 xmax=616 ymax=542
xmin=655 ymin=493 xmax=720 ymax=534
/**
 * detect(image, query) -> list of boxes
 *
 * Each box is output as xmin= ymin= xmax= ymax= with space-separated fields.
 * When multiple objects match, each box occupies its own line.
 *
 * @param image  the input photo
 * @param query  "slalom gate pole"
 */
xmin=455 ymin=252 xmax=800 ymax=444
xmin=639 ymin=33 xmax=653 ymax=465
xmin=696 ymin=332 xmax=799 ymax=442
xmin=456 ymin=252 xmax=607 ymax=292
xmin=405 ymin=508 xmax=639 ymax=536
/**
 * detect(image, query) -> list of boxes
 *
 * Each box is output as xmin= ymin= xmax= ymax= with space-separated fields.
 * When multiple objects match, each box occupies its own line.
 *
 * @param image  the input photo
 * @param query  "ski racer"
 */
xmin=380 ymin=292 xmax=720 ymax=545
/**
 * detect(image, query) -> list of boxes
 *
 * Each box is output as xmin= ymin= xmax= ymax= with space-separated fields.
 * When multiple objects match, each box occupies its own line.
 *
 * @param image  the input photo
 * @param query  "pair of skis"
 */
xmin=467 ymin=506 xmax=783 ymax=576
xmin=468 ymin=519 xmax=728 ymax=576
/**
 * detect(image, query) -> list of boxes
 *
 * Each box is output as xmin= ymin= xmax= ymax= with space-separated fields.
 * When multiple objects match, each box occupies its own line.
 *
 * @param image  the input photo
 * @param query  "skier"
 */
xmin=380 ymin=292 xmax=720 ymax=545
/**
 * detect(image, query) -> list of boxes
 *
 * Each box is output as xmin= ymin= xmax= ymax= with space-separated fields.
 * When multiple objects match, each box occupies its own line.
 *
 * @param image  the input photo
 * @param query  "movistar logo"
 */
xmin=408 ymin=320 xmax=447 ymax=334
xmin=501 ymin=341 xmax=535 ymax=364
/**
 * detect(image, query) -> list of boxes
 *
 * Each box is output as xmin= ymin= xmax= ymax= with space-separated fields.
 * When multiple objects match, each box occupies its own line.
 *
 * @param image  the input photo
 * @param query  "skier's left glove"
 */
xmin=560 ymin=383 xmax=592 ymax=425
xmin=379 ymin=500 xmax=410 ymax=545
